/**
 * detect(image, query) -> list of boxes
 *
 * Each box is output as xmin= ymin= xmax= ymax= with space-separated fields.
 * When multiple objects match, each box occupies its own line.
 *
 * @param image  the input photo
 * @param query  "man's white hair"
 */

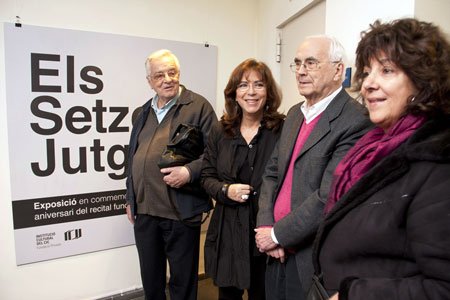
xmin=145 ymin=49 xmax=180 ymax=77
xmin=306 ymin=35 xmax=347 ymax=82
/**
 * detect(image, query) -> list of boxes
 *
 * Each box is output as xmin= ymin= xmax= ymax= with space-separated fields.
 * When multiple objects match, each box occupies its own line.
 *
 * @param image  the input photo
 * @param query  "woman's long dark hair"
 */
xmin=221 ymin=59 xmax=285 ymax=137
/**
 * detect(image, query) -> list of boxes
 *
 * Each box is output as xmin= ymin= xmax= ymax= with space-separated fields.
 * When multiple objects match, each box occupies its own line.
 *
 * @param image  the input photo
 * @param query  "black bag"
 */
xmin=306 ymin=274 xmax=329 ymax=300
xmin=158 ymin=123 xmax=204 ymax=169
xmin=158 ymin=123 xmax=208 ymax=198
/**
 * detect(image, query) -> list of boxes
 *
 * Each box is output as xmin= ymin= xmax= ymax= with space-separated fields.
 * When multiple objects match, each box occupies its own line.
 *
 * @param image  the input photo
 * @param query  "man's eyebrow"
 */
xmin=294 ymin=56 xmax=318 ymax=62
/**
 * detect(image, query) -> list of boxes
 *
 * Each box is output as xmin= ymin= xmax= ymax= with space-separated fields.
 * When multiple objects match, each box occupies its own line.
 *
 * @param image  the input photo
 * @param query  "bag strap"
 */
xmin=312 ymin=273 xmax=329 ymax=299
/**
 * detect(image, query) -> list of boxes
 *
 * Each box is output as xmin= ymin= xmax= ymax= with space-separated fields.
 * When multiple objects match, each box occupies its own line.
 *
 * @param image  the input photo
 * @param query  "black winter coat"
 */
xmin=312 ymin=115 xmax=450 ymax=300
xmin=201 ymin=121 xmax=283 ymax=289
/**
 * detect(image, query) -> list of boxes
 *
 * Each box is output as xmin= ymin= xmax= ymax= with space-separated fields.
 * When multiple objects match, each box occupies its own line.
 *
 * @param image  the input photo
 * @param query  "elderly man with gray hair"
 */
xmin=255 ymin=36 xmax=373 ymax=299
xmin=126 ymin=49 xmax=217 ymax=300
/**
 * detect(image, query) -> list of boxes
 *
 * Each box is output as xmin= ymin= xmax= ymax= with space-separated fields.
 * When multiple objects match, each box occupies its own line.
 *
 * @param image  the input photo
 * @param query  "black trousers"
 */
xmin=134 ymin=214 xmax=200 ymax=300
xmin=265 ymin=252 xmax=306 ymax=300
xmin=218 ymin=254 xmax=266 ymax=300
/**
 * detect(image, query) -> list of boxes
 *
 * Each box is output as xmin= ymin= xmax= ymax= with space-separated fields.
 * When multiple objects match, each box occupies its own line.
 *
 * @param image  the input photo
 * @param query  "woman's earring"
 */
xmin=265 ymin=104 xmax=269 ymax=111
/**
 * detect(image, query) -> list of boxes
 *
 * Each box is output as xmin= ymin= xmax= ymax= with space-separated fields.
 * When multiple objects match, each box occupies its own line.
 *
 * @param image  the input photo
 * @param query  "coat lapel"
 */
xmin=298 ymin=114 xmax=330 ymax=157
xmin=298 ymin=89 xmax=348 ymax=158
xmin=279 ymin=106 xmax=304 ymax=177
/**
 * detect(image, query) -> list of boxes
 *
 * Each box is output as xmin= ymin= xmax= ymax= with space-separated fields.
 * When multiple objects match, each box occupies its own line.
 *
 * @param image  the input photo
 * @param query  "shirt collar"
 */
xmin=301 ymin=87 xmax=342 ymax=123
xmin=151 ymin=86 xmax=182 ymax=111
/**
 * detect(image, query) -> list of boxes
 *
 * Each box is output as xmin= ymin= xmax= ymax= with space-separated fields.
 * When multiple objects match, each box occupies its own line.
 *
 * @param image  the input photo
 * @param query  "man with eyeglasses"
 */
xmin=255 ymin=36 xmax=373 ymax=300
xmin=126 ymin=49 xmax=217 ymax=300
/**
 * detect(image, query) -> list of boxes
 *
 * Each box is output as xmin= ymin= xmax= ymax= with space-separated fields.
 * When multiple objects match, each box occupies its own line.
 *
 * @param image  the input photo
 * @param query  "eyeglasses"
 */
xmin=151 ymin=70 xmax=179 ymax=82
xmin=289 ymin=59 xmax=340 ymax=72
xmin=236 ymin=82 xmax=266 ymax=92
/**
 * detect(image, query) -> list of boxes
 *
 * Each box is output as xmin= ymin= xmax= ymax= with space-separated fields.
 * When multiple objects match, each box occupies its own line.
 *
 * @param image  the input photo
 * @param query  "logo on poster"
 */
xmin=64 ymin=228 xmax=82 ymax=241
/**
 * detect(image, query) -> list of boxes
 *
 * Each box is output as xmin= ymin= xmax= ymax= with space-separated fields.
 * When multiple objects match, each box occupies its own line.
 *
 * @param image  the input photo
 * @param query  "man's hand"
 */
xmin=160 ymin=166 xmax=191 ymax=188
xmin=126 ymin=204 xmax=136 ymax=225
xmin=266 ymin=247 xmax=286 ymax=263
xmin=255 ymin=227 xmax=278 ymax=251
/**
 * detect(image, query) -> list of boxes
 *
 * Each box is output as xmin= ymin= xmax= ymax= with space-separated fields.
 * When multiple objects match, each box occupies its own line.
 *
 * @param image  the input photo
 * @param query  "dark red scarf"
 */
xmin=324 ymin=114 xmax=425 ymax=215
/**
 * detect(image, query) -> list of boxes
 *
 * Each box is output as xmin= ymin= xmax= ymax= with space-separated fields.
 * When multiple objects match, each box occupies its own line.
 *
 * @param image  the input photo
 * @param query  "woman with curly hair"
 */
xmin=201 ymin=59 xmax=285 ymax=300
xmin=311 ymin=18 xmax=450 ymax=300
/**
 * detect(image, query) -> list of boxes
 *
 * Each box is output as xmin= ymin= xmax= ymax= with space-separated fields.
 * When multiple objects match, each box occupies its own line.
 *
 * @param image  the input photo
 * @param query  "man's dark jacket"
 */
xmin=126 ymin=86 xmax=217 ymax=220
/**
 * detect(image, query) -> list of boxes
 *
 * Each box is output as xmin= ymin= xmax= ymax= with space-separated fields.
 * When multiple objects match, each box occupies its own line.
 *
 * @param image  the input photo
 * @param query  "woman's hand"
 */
xmin=227 ymin=183 xmax=252 ymax=203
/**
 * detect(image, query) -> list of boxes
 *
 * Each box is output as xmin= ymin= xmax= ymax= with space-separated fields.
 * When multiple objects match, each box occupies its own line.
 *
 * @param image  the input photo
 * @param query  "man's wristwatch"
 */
xmin=221 ymin=183 xmax=230 ymax=197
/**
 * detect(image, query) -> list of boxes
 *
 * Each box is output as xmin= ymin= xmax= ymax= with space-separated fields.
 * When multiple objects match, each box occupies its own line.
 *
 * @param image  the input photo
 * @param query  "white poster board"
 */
xmin=4 ymin=23 xmax=217 ymax=265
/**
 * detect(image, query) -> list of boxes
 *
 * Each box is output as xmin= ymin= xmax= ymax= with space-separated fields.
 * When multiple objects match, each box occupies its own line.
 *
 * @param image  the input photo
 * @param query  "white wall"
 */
xmin=415 ymin=0 xmax=450 ymax=35
xmin=326 ymin=0 xmax=415 ymax=67
xmin=0 ymin=1 xmax=257 ymax=299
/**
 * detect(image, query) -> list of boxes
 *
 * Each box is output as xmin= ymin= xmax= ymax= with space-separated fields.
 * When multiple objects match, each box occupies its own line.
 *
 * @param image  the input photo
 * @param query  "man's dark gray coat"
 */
xmin=256 ymin=89 xmax=373 ymax=293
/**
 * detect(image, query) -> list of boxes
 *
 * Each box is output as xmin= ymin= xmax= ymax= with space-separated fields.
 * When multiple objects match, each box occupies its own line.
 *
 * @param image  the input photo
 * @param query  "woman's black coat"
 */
xmin=312 ymin=115 xmax=450 ymax=300
xmin=201 ymin=121 xmax=282 ymax=289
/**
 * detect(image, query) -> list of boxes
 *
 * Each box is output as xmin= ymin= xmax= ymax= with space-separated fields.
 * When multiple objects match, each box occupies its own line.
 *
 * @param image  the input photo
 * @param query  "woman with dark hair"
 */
xmin=311 ymin=18 xmax=450 ymax=300
xmin=201 ymin=58 xmax=285 ymax=300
